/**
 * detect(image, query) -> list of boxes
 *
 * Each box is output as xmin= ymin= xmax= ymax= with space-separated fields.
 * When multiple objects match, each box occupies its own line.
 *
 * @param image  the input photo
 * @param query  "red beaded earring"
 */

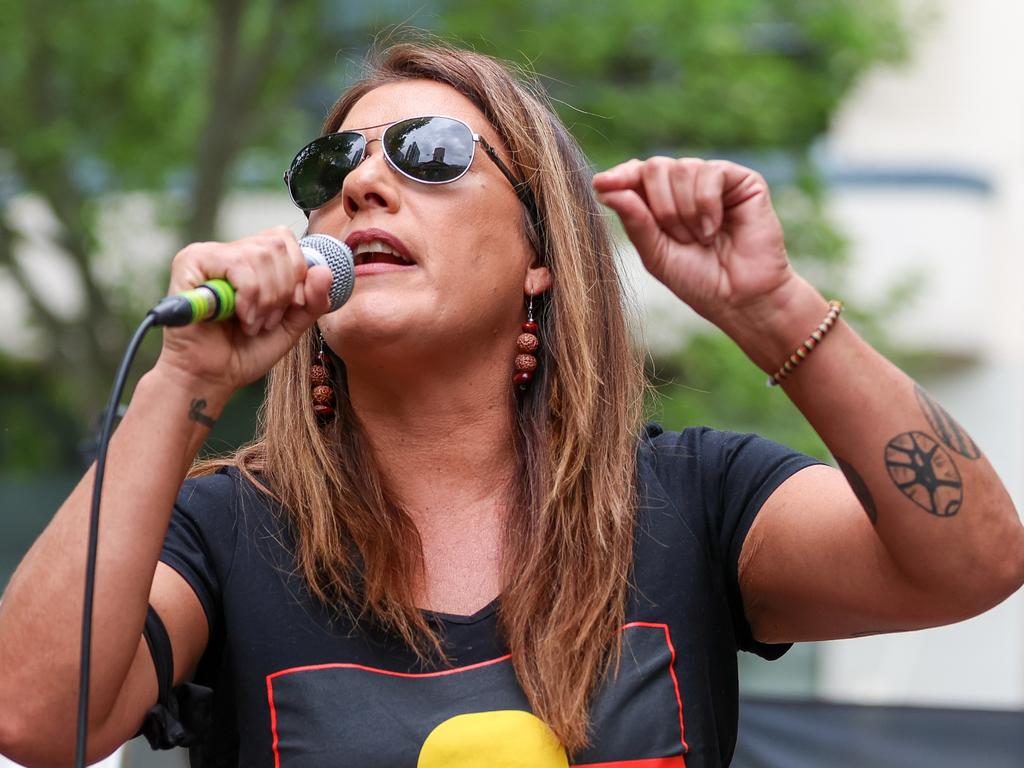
xmin=310 ymin=330 xmax=336 ymax=423
xmin=513 ymin=294 xmax=540 ymax=390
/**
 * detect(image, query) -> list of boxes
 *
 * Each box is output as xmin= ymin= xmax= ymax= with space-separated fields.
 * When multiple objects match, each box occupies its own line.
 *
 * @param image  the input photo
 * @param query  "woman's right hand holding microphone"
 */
xmin=154 ymin=226 xmax=333 ymax=405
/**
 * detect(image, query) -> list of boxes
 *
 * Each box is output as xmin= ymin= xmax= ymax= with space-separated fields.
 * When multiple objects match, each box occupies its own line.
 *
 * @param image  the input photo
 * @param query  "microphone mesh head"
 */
xmin=299 ymin=234 xmax=355 ymax=311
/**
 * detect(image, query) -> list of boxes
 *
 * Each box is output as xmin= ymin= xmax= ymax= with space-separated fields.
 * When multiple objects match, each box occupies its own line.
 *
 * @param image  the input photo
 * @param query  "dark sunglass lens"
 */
xmin=383 ymin=117 xmax=474 ymax=183
xmin=289 ymin=133 xmax=364 ymax=209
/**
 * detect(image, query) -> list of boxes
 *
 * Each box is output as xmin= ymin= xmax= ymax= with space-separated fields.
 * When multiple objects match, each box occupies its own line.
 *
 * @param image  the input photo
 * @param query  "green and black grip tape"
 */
xmin=149 ymin=279 xmax=237 ymax=327
xmin=147 ymin=235 xmax=355 ymax=327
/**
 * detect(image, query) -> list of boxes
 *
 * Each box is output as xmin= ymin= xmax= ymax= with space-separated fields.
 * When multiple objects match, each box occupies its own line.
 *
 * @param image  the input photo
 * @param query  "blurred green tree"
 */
xmin=0 ymin=0 xmax=393 ymax=469
xmin=441 ymin=0 xmax=906 ymax=162
xmin=0 ymin=0 xmax=909 ymax=472
xmin=438 ymin=0 xmax=909 ymax=458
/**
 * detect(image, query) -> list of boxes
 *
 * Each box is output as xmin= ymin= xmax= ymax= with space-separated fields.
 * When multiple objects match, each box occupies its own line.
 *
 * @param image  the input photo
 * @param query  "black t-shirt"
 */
xmin=159 ymin=425 xmax=819 ymax=767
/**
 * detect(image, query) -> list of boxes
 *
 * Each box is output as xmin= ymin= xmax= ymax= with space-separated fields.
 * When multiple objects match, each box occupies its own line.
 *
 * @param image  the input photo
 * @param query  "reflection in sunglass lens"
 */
xmin=384 ymin=117 xmax=475 ymax=183
xmin=290 ymin=133 xmax=364 ymax=209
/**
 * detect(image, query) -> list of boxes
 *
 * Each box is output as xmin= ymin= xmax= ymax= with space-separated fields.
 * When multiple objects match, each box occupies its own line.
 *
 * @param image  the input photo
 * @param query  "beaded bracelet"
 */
xmin=766 ymin=300 xmax=844 ymax=387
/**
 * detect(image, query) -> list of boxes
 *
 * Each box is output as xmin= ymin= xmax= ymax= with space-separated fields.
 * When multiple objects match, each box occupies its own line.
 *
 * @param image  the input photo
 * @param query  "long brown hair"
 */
xmin=195 ymin=38 xmax=645 ymax=753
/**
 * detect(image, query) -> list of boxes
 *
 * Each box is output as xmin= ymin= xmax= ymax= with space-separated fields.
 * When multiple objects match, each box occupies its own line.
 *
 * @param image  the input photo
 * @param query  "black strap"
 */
xmin=142 ymin=605 xmax=175 ymax=702
xmin=137 ymin=604 xmax=213 ymax=750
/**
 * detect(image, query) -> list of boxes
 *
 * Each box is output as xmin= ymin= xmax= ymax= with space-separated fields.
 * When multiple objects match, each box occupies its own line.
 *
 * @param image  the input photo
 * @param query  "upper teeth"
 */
xmin=353 ymin=240 xmax=410 ymax=262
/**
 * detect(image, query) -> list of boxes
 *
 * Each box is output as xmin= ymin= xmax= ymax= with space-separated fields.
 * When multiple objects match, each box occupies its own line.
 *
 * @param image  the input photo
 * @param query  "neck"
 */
xmin=345 ymin=357 xmax=518 ymax=513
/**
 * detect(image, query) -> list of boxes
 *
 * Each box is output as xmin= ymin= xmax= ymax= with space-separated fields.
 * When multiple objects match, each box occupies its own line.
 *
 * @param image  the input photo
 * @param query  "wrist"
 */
xmin=715 ymin=276 xmax=832 ymax=373
xmin=140 ymin=362 xmax=234 ymax=423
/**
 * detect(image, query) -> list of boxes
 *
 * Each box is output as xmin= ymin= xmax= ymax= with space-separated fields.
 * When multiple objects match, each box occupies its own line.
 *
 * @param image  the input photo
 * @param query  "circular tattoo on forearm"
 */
xmin=884 ymin=431 xmax=962 ymax=517
xmin=914 ymin=384 xmax=981 ymax=460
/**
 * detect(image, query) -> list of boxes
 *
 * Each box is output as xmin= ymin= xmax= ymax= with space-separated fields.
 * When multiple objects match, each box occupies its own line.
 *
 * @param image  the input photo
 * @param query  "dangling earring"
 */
xmin=311 ymin=329 xmax=336 ymax=423
xmin=513 ymin=293 xmax=540 ymax=390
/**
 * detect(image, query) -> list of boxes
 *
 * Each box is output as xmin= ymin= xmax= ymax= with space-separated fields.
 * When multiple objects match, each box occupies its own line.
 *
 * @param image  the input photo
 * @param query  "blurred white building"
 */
xmin=811 ymin=0 xmax=1024 ymax=709
xmin=627 ymin=0 xmax=1024 ymax=710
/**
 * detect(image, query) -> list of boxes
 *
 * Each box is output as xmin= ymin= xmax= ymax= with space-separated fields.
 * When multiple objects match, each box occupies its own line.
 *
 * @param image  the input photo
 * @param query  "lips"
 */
xmin=345 ymin=229 xmax=415 ymax=267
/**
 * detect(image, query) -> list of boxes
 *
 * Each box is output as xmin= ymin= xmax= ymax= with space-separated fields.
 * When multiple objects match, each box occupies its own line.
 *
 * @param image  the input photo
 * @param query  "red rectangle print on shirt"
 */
xmin=266 ymin=623 xmax=686 ymax=767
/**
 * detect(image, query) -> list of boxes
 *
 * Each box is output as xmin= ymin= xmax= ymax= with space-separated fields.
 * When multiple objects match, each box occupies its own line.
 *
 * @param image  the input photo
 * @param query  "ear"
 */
xmin=524 ymin=264 xmax=552 ymax=297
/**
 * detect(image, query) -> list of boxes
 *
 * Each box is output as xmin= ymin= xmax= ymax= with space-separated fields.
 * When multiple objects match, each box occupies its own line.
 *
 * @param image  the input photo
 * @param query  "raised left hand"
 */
xmin=593 ymin=157 xmax=795 ymax=329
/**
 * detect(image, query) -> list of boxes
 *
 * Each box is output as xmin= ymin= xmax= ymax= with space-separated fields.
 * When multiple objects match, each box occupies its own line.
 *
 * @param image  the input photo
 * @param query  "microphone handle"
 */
xmin=150 ymin=279 xmax=236 ymax=327
xmin=150 ymin=248 xmax=325 ymax=328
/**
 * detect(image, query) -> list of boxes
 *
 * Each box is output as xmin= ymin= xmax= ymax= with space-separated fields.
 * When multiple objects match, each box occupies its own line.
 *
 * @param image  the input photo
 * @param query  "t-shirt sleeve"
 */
xmin=701 ymin=428 xmax=821 ymax=658
xmin=159 ymin=469 xmax=240 ymax=638
xmin=647 ymin=425 xmax=822 ymax=659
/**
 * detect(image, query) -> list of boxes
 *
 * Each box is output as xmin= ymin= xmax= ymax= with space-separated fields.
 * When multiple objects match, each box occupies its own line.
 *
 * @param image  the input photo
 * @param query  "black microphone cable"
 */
xmin=75 ymin=311 xmax=157 ymax=768
xmin=71 ymin=234 xmax=352 ymax=766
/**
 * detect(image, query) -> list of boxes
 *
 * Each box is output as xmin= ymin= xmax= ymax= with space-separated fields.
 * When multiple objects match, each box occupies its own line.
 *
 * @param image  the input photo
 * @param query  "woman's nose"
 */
xmin=342 ymin=143 xmax=399 ymax=218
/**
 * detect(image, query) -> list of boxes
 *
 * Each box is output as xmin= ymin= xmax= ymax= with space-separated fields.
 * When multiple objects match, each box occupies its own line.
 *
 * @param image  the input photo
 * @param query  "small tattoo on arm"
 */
xmin=835 ymin=457 xmax=878 ymax=525
xmin=914 ymin=384 xmax=981 ymax=460
xmin=188 ymin=398 xmax=216 ymax=428
xmin=884 ymin=431 xmax=962 ymax=517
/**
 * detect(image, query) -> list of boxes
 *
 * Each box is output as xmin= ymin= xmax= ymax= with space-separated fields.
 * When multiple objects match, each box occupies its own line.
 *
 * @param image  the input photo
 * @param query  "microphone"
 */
xmin=149 ymin=233 xmax=355 ymax=327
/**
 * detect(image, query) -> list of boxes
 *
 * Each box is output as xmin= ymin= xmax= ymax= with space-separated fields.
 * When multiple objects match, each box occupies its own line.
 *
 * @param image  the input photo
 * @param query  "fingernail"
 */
xmin=701 ymin=216 xmax=715 ymax=241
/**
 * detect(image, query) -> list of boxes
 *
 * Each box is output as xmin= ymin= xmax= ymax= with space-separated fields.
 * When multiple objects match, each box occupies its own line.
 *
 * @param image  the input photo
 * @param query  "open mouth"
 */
xmin=352 ymin=239 xmax=414 ymax=267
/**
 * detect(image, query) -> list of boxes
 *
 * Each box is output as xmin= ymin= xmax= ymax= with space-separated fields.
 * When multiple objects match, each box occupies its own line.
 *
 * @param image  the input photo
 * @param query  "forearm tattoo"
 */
xmin=836 ymin=456 xmax=878 ymax=525
xmin=884 ymin=431 xmax=962 ymax=517
xmin=188 ymin=398 xmax=216 ymax=428
xmin=914 ymin=384 xmax=981 ymax=460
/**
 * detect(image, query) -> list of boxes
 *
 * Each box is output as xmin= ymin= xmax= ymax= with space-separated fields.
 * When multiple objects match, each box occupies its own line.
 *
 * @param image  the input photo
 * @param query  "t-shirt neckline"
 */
xmin=421 ymin=596 xmax=499 ymax=625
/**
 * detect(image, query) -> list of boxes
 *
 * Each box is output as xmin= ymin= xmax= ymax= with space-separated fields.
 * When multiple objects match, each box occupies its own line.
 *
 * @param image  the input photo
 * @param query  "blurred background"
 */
xmin=1 ymin=0 xmax=1021 ymax=765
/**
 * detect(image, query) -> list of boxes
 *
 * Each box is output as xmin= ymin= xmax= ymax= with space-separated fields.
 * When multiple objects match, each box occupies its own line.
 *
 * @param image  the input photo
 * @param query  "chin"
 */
xmin=329 ymin=292 xmax=429 ymax=356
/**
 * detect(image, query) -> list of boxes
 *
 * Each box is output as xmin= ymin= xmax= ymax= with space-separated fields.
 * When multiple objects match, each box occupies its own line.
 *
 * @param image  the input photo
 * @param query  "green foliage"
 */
xmin=0 ymin=356 xmax=83 ymax=473
xmin=438 ymin=0 xmax=906 ymax=164
xmin=646 ymin=331 xmax=829 ymax=459
xmin=0 ymin=0 xmax=911 ymax=470
xmin=434 ymin=0 xmax=909 ymax=454
xmin=0 ymin=0 xmax=206 ymax=189
xmin=0 ymin=0 xmax=401 ymax=462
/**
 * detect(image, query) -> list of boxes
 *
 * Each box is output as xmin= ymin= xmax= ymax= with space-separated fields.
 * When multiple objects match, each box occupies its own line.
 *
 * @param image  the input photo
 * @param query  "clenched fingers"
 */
xmin=169 ymin=226 xmax=307 ymax=336
xmin=594 ymin=157 xmax=745 ymax=246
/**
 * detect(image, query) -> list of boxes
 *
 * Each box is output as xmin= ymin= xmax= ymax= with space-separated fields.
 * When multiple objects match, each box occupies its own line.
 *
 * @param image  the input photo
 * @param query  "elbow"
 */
xmin=0 ymin=713 xmax=19 ymax=764
xmin=0 ymin=727 xmax=113 ymax=768
xmin=989 ymin=514 xmax=1024 ymax=604
xmin=0 ymin=687 xmax=62 ymax=766
xmin=0 ymin=698 xmax=29 ymax=764
xmin=0 ymin=711 xmax=54 ymax=768
xmin=1000 ymin=528 xmax=1024 ymax=600
xmin=0 ymin=702 xmax=115 ymax=768
xmin=0 ymin=715 xmax=66 ymax=768
xmin=913 ymin=520 xmax=1024 ymax=626
xmin=956 ymin=522 xmax=1024 ymax=619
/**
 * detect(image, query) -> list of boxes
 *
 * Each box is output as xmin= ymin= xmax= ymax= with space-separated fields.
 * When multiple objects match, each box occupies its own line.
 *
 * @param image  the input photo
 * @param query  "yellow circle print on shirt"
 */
xmin=417 ymin=710 xmax=568 ymax=767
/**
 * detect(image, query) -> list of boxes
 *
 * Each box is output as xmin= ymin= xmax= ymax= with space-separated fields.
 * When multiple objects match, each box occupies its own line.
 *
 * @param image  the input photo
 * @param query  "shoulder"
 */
xmin=174 ymin=466 xmax=279 ymax=539
xmin=161 ymin=467 xmax=284 ymax=619
xmin=177 ymin=466 xmax=239 ymax=508
xmin=636 ymin=422 xmax=822 ymax=544
xmin=178 ymin=465 xmax=273 ymax=507
xmin=638 ymin=422 xmax=817 ymax=483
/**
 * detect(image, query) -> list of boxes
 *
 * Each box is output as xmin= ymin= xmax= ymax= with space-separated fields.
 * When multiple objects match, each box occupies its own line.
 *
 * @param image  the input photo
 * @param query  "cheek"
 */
xmin=450 ymin=188 xmax=533 ymax=272
xmin=462 ymin=171 xmax=530 ymax=234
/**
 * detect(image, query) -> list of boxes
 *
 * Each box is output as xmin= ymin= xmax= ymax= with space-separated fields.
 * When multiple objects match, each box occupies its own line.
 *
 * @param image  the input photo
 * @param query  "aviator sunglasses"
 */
xmin=284 ymin=115 xmax=540 ymax=224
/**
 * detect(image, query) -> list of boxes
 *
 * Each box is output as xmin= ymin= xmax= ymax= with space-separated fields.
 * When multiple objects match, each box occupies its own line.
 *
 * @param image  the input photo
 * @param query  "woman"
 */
xmin=1 ymin=41 xmax=1021 ymax=768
